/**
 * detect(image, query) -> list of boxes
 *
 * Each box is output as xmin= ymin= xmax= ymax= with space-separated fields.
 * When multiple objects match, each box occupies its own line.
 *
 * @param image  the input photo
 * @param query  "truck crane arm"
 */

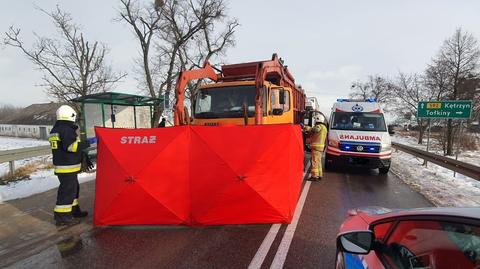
xmin=174 ymin=62 xmax=219 ymax=126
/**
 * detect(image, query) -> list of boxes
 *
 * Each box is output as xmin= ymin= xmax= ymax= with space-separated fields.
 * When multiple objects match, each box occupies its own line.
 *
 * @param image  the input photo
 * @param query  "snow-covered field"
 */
xmin=391 ymin=134 xmax=480 ymax=207
xmin=0 ymin=136 xmax=50 ymax=150
xmin=0 ymin=136 xmax=95 ymax=203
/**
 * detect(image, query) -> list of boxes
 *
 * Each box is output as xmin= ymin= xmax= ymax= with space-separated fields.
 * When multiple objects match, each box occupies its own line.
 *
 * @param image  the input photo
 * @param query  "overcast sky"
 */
xmin=1 ymin=0 xmax=480 ymax=115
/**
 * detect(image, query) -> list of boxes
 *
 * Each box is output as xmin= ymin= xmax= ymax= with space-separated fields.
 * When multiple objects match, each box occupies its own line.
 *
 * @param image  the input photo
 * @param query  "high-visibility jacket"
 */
xmin=49 ymin=120 xmax=89 ymax=174
xmin=305 ymin=123 xmax=327 ymax=151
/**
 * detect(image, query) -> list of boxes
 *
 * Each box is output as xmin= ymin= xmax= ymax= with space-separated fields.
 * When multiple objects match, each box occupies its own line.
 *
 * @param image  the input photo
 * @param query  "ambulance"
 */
xmin=326 ymin=99 xmax=393 ymax=174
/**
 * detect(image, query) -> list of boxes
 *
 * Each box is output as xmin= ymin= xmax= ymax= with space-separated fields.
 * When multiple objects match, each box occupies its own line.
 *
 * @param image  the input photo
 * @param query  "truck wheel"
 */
xmin=379 ymin=166 xmax=390 ymax=174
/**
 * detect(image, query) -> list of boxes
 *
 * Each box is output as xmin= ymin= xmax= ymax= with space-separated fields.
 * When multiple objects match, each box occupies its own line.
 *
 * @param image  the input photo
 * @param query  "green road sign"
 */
xmin=417 ymin=100 xmax=472 ymax=119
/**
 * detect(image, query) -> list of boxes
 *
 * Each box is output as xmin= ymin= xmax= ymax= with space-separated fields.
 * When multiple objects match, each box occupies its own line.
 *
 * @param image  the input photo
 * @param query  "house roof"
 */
xmin=0 ymin=103 xmax=60 ymax=125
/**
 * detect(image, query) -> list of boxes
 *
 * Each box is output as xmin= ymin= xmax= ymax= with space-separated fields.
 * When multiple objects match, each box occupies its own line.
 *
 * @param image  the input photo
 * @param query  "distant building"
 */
xmin=0 ymin=103 xmax=60 ymax=140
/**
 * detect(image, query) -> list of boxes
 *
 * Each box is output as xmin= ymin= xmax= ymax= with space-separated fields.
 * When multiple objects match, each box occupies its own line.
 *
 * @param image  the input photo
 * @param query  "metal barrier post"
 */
xmin=9 ymin=161 xmax=15 ymax=177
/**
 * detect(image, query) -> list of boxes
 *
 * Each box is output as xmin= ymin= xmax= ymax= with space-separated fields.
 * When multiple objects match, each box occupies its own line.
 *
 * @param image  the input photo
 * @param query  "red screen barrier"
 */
xmin=94 ymin=124 xmax=303 ymax=226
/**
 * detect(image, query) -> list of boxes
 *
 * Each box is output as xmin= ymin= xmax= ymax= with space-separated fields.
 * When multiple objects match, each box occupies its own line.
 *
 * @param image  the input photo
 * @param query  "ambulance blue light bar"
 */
xmin=336 ymin=98 xmax=377 ymax=102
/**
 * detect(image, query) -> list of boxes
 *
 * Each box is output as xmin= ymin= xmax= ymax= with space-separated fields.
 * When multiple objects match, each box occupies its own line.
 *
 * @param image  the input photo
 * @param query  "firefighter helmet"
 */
xmin=56 ymin=105 xmax=77 ymax=122
xmin=314 ymin=114 xmax=326 ymax=125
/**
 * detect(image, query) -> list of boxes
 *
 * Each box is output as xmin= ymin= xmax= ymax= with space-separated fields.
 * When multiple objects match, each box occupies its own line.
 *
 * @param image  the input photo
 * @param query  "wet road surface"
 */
xmin=8 ymin=161 xmax=433 ymax=269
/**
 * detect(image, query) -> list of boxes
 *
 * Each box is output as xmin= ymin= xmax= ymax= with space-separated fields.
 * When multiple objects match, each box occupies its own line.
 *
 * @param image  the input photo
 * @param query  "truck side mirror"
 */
xmin=279 ymin=89 xmax=286 ymax=105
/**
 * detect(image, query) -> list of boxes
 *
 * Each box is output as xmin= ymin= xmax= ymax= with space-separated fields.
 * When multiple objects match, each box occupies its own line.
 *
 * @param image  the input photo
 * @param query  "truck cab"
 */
xmin=326 ymin=99 xmax=392 ymax=174
xmin=174 ymin=54 xmax=305 ymax=126
xmin=193 ymin=81 xmax=294 ymax=126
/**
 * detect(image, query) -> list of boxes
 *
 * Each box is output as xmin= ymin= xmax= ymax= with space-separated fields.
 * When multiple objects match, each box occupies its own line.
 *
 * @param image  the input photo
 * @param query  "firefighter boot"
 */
xmin=72 ymin=205 xmax=88 ymax=218
xmin=54 ymin=212 xmax=80 ymax=226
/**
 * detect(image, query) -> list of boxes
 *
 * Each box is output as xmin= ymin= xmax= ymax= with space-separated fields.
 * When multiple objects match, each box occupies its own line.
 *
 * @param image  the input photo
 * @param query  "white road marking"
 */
xmin=270 ymin=177 xmax=312 ymax=269
xmin=247 ymin=223 xmax=281 ymax=269
xmin=248 ymin=167 xmax=310 ymax=269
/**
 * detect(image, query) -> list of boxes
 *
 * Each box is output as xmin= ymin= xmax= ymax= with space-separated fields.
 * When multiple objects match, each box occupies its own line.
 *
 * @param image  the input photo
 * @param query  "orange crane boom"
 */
xmin=174 ymin=62 xmax=219 ymax=126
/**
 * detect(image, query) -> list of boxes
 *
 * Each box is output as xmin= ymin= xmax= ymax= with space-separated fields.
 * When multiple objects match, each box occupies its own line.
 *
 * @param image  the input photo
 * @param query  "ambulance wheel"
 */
xmin=379 ymin=166 xmax=390 ymax=174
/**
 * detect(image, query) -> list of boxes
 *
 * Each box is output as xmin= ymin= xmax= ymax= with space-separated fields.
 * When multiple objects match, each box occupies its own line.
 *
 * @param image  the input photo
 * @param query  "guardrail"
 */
xmin=0 ymin=145 xmax=51 ymax=177
xmin=392 ymin=142 xmax=480 ymax=181
xmin=0 ymin=145 xmax=97 ymax=176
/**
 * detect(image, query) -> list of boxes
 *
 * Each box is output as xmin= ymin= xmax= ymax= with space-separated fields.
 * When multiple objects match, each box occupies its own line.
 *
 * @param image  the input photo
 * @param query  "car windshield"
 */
xmin=194 ymin=85 xmax=256 ymax=119
xmin=331 ymin=112 xmax=387 ymax=131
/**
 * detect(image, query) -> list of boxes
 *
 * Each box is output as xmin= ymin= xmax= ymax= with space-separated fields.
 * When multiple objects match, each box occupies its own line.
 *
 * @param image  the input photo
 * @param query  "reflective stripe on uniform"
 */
xmin=310 ymin=144 xmax=325 ymax=151
xmin=67 ymin=139 xmax=80 ymax=152
xmin=49 ymin=133 xmax=60 ymax=139
xmin=54 ymin=164 xmax=81 ymax=174
xmin=72 ymin=199 xmax=79 ymax=206
xmin=54 ymin=204 xmax=72 ymax=213
xmin=48 ymin=133 xmax=61 ymax=150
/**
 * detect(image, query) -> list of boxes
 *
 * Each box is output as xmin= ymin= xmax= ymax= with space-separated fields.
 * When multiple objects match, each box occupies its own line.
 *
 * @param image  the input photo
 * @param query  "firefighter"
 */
xmin=49 ymin=105 xmax=91 ymax=226
xmin=304 ymin=114 xmax=328 ymax=181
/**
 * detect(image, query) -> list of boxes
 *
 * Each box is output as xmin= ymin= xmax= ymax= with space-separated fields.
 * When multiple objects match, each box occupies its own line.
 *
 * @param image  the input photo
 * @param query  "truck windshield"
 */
xmin=331 ymin=112 xmax=387 ymax=131
xmin=194 ymin=85 xmax=256 ymax=119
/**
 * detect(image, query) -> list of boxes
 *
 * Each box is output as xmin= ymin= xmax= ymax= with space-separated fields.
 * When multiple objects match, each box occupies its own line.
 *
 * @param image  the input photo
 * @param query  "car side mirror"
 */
xmin=388 ymin=125 xmax=395 ymax=135
xmin=272 ymin=108 xmax=284 ymax=116
xmin=337 ymin=231 xmax=374 ymax=254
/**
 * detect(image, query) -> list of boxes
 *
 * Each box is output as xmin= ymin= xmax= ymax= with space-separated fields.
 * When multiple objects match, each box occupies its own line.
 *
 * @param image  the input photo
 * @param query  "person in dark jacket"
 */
xmin=158 ymin=118 xmax=166 ymax=127
xmin=49 ymin=105 xmax=91 ymax=226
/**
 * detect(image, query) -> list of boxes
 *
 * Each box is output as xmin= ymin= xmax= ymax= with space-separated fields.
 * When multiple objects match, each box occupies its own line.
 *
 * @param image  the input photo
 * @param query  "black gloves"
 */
xmin=81 ymin=152 xmax=95 ymax=172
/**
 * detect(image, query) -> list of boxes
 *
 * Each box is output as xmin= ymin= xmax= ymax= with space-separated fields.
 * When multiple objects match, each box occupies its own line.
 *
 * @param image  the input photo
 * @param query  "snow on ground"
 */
xmin=0 ymin=136 xmax=50 ymax=176
xmin=0 ymin=169 xmax=96 ymax=203
xmin=0 ymin=136 xmax=49 ymax=150
xmin=0 ymin=136 xmax=96 ymax=203
xmin=391 ymin=134 xmax=480 ymax=207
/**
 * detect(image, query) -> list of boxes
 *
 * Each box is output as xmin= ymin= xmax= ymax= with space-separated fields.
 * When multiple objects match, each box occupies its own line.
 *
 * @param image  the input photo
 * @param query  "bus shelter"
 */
xmin=72 ymin=92 xmax=163 ymax=141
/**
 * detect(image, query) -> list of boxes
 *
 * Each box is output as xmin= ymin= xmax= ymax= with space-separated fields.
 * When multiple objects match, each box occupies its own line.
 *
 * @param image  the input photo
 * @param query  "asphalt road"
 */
xmin=8 ymin=158 xmax=433 ymax=269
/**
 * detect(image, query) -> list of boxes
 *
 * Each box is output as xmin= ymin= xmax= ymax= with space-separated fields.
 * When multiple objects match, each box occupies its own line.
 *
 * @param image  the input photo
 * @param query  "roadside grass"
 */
xmin=0 ymin=159 xmax=54 ymax=185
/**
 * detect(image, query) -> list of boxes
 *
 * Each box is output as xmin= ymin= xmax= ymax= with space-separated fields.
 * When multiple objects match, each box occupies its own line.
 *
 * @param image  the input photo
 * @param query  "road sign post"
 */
xmin=417 ymin=100 xmax=472 ymax=119
xmin=424 ymin=119 xmax=431 ymax=167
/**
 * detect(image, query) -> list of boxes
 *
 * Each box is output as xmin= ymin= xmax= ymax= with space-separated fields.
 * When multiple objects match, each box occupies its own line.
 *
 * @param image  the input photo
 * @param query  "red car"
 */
xmin=336 ymin=207 xmax=480 ymax=269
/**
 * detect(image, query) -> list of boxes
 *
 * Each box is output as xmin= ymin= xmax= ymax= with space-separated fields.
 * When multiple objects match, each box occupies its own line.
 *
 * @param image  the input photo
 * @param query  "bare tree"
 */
xmin=350 ymin=75 xmax=393 ymax=103
xmin=118 ymin=0 xmax=238 ymax=124
xmin=181 ymin=15 xmax=239 ymax=112
xmin=391 ymin=72 xmax=430 ymax=143
xmin=4 ymin=7 xmax=125 ymax=106
xmin=430 ymin=28 xmax=480 ymax=155
xmin=117 ymin=0 xmax=163 ymax=106
xmin=0 ymin=105 xmax=23 ymax=121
